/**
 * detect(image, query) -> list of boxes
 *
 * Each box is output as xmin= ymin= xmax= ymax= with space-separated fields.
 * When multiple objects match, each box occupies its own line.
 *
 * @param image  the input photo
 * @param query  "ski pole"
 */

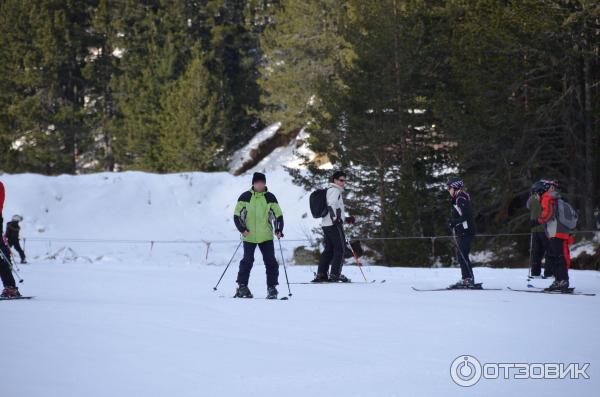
xmin=10 ymin=250 xmax=22 ymax=273
xmin=212 ymin=239 xmax=243 ymax=291
xmin=277 ymin=237 xmax=292 ymax=297
xmin=336 ymin=224 xmax=367 ymax=282
xmin=527 ymin=232 xmax=533 ymax=280
xmin=346 ymin=237 xmax=367 ymax=282
xmin=12 ymin=268 xmax=23 ymax=284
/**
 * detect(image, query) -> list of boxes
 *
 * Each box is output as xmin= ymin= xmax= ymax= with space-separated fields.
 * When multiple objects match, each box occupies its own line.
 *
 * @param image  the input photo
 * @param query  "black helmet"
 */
xmin=548 ymin=179 xmax=559 ymax=189
xmin=446 ymin=176 xmax=464 ymax=190
xmin=531 ymin=180 xmax=551 ymax=195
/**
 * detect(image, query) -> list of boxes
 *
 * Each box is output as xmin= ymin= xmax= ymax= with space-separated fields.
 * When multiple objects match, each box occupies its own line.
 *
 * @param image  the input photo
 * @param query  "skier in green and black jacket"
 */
xmin=232 ymin=172 xmax=284 ymax=299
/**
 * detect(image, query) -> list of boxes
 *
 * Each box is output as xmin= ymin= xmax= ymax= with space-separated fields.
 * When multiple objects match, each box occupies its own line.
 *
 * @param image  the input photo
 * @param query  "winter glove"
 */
xmin=529 ymin=219 xmax=540 ymax=228
xmin=345 ymin=216 xmax=356 ymax=225
xmin=447 ymin=221 xmax=456 ymax=231
xmin=275 ymin=230 xmax=284 ymax=239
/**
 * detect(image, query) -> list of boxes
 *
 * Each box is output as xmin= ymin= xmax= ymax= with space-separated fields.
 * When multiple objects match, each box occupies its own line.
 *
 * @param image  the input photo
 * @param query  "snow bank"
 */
xmin=0 ymin=170 xmax=319 ymax=266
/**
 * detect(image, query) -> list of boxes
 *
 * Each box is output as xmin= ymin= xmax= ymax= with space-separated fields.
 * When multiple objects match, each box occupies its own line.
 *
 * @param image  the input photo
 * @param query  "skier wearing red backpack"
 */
xmin=530 ymin=180 xmax=574 ymax=292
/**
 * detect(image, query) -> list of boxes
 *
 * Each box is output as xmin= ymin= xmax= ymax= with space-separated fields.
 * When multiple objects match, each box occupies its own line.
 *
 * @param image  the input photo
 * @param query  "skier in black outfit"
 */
xmin=5 ymin=215 xmax=26 ymax=264
xmin=446 ymin=177 xmax=476 ymax=288
xmin=0 ymin=180 xmax=20 ymax=298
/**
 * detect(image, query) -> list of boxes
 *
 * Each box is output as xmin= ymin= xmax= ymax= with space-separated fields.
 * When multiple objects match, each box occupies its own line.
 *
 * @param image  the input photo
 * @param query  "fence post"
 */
xmin=204 ymin=241 xmax=211 ymax=263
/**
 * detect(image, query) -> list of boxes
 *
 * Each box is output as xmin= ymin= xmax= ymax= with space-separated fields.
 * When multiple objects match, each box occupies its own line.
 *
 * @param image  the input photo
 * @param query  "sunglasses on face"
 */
xmin=338 ymin=179 xmax=346 ymax=183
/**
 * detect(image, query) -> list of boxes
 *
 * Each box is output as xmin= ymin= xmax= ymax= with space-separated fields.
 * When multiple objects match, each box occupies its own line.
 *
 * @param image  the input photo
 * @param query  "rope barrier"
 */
xmin=21 ymin=230 xmax=600 ymax=245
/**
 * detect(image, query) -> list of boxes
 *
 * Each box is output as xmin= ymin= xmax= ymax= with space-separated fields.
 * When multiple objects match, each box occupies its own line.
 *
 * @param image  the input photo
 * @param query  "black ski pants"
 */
xmin=0 ymin=240 xmax=16 ymax=288
xmin=237 ymin=240 xmax=279 ymax=287
xmin=318 ymin=224 xmax=346 ymax=277
xmin=456 ymin=234 xmax=474 ymax=280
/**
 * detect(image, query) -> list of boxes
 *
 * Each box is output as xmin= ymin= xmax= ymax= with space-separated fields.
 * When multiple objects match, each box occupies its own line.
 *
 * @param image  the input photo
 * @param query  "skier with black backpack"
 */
xmin=310 ymin=171 xmax=355 ymax=283
xmin=446 ymin=177 xmax=477 ymax=289
xmin=530 ymin=179 xmax=576 ymax=292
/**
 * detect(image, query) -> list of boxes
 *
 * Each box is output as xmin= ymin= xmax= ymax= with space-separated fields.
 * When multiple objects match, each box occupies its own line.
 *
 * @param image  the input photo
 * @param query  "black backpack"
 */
xmin=309 ymin=188 xmax=328 ymax=218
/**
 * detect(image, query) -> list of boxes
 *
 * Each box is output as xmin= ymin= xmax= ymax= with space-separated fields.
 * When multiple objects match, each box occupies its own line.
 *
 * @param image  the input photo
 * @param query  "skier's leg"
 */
xmin=317 ymin=226 xmax=334 ymax=276
xmin=557 ymin=239 xmax=570 ymax=281
xmin=545 ymin=238 xmax=569 ymax=290
xmin=547 ymin=238 xmax=568 ymax=281
xmin=329 ymin=225 xmax=346 ymax=277
xmin=0 ymin=241 xmax=16 ymax=288
xmin=530 ymin=232 xmax=544 ymax=276
xmin=538 ymin=233 xmax=552 ymax=277
xmin=236 ymin=242 xmax=257 ymax=286
xmin=457 ymin=234 xmax=474 ymax=280
xmin=12 ymin=240 xmax=26 ymax=263
xmin=259 ymin=240 xmax=279 ymax=287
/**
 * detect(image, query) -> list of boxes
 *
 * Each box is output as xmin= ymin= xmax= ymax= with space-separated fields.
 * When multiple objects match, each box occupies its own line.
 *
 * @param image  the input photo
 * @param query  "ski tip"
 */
xmin=280 ymin=296 xmax=289 ymax=300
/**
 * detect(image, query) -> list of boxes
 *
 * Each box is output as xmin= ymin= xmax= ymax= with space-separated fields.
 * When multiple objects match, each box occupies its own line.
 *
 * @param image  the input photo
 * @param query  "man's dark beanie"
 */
xmin=252 ymin=172 xmax=266 ymax=184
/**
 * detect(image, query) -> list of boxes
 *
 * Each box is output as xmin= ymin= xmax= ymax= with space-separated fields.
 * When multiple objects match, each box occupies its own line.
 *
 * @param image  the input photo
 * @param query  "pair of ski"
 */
xmin=411 ymin=283 xmax=497 ymax=292
xmin=226 ymin=295 xmax=289 ymax=301
xmin=507 ymin=286 xmax=595 ymax=297
xmin=411 ymin=284 xmax=595 ymax=296
xmin=290 ymin=279 xmax=386 ymax=285
xmin=0 ymin=296 xmax=34 ymax=301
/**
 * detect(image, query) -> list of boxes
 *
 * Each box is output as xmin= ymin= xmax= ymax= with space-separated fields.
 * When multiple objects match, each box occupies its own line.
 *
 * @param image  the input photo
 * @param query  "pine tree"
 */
xmin=156 ymin=48 xmax=223 ymax=172
xmin=109 ymin=0 xmax=192 ymax=171
xmin=258 ymin=0 xmax=355 ymax=132
xmin=0 ymin=0 xmax=93 ymax=174
xmin=436 ymin=0 xmax=599 ymax=232
xmin=83 ymin=0 xmax=120 ymax=172
xmin=288 ymin=0 xmax=453 ymax=265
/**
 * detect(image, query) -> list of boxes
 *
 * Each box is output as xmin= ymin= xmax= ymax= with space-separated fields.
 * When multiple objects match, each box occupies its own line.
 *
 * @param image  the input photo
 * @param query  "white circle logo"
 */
xmin=450 ymin=355 xmax=482 ymax=387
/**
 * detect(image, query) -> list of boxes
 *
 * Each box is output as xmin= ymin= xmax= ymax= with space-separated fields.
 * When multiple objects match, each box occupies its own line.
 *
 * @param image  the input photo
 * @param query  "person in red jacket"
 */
xmin=0 ymin=181 xmax=20 ymax=297
xmin=530 ymin=180 xmax=572 ymax=292
xmin=0 ymin=180 xmax=4 ymax=232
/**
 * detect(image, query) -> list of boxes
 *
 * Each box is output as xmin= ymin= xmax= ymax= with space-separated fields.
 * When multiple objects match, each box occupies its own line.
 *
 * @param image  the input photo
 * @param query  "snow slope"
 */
xmin=0 ymin=170 xmax=599 ymax=397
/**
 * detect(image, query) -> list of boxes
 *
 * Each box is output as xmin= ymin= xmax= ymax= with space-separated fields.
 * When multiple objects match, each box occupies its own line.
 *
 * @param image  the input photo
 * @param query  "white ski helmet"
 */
xmin=12 ymin=215 xmax=23 ymax=222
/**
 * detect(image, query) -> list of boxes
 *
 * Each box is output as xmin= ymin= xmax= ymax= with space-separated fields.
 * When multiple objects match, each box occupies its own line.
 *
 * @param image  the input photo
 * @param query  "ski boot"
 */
xmin=329 ymin=274 xmax=351 ymax=283
xmin=311 ymin=273 xmax=329 ymax=283
xmin=1 ymin=286 xmax=21 ymax=298
xmin=266 ymin=286 xmax=278 ymax=300
xmin=449 ymin=278 xmax=475 ymax=289
xmin=234 ymin=284 xmax=253 ymax=298
xmin=544 ymin=279 xmax=569 ymax=292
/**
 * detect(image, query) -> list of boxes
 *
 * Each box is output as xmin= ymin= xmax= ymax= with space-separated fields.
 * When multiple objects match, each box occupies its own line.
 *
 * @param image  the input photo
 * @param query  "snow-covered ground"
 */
xmin=0 ymin=170 xmax=599 ymax=397
xmin=2 ymin=262 xmax=599 ymax=397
